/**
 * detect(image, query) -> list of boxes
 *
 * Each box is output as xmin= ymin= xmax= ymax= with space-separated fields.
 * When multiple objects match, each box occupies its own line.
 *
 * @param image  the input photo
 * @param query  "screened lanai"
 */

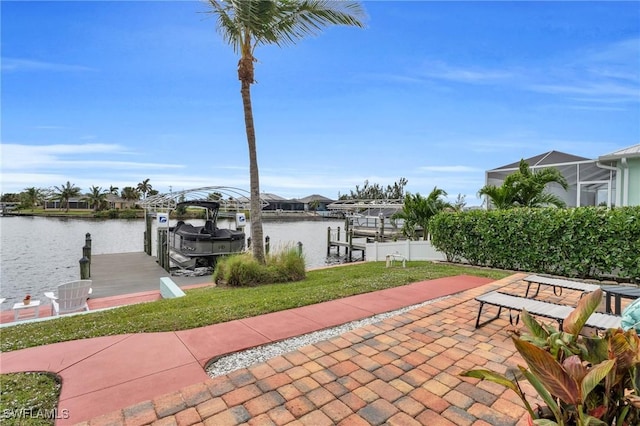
xmin=485 ymin=151 xmax=617 ymax=207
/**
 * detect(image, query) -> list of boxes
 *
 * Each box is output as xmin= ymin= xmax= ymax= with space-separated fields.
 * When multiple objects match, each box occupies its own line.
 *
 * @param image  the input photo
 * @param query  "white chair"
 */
xmin=44 ymin=280 xmax=93 ymax=316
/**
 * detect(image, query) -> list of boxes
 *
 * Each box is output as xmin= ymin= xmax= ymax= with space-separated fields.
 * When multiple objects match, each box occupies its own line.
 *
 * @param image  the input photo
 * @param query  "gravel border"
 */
xmin=206 ymin=295 xmax=449 ymax=377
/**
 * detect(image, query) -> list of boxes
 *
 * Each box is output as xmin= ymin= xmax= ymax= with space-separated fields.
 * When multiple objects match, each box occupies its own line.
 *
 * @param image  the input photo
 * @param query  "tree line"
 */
xmin=1 ymin=178 xmax=157 ymax=212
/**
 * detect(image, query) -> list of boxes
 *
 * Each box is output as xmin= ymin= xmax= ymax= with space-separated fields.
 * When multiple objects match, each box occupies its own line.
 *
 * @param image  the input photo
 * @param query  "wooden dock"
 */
xmin=88 ymin=252 xmax=212 ymax=299
xmin=326 ymin=227 xmax=366 ymax=262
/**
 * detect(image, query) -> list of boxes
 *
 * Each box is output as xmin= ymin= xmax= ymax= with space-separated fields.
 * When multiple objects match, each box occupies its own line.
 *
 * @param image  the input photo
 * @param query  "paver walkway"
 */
xmin=0 ymin=273 xmax=569 ymax=426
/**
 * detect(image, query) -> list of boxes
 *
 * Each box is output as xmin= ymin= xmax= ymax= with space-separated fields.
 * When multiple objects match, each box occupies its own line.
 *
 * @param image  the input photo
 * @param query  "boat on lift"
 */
xmin=169 ymin=200 xmax=245 ymax=268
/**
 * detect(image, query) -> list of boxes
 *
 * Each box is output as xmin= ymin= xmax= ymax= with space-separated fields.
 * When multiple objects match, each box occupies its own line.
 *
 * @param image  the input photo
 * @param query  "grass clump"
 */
xmin=0 ymin=372 xmax=61 ymax=425
xmin=214 ymin=247 xmax=305 ymax=286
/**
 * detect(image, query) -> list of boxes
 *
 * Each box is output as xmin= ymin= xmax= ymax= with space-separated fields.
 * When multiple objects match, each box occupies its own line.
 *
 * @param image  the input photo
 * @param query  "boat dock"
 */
xmin=88 ymin=252 xmax=212 ymax=299
xmin=326 ymin=226 xmax=366 ymax=262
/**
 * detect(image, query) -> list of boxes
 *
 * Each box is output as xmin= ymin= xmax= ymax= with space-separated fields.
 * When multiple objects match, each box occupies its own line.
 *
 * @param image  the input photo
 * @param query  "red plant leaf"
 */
xmin=564 ymin=288 xmax=602 ymax=336
xmin=513 ymin=337 xmax=580 ymax=405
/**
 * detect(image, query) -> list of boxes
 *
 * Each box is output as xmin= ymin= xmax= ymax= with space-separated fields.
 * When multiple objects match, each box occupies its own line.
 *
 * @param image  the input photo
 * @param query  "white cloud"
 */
xmin=530 ymin=81 xmax=639 ymax=99
xmin=1 ymin=57 xmax=95 ymax=73
xmin=0 ymin=143 xmax=182 ymax=171
xmin=418 ymin=61 xmax=512 ymax=84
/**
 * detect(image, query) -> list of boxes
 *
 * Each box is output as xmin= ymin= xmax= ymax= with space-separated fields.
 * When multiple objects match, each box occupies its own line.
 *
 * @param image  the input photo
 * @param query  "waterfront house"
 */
xmin=484 ymin=145 xmax=640 ymax=208
xmin=597 ymin=144 xmax=640 ymax=207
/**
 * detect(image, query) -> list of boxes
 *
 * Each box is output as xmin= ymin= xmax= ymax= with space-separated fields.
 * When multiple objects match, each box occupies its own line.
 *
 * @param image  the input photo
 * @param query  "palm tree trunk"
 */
xmin=239 ymin=55 xmax=265 ymax=264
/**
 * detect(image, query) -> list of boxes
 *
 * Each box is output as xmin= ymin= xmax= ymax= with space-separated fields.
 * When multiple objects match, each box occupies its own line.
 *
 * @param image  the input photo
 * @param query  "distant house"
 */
xmin=484 ymin=148 xmax=635 ymax=208
xmin=252 ymin=193 xmax=303 ymax=212
xmin=597 ymin=144 xmax=640 ymax=207
xmin=233 ymin=193 xmax=334 ymax=213
xmin=299 ymin=194 xmax=335 ymax=213
xmin=44 ymin=197 xmax=90 ymax=210
xmin=106 ymin=194 xmax=137 ymax=210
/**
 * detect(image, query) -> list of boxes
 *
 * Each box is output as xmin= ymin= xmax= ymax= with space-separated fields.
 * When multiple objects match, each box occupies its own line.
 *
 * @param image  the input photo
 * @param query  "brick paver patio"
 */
xmin=78 ymin=273 xmax=593 ymax=426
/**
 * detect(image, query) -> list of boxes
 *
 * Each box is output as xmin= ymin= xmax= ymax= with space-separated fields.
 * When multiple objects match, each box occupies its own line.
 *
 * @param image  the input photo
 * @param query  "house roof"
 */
xmin=489 ymin=150 xmax=591 ymax=172
xmin=598 ymin=144 xmax=640 ymax=161
xmin=486 ymin=150 xmax=612 ymax=190
xmin=299 ymin=194 xmax=334 ymax=203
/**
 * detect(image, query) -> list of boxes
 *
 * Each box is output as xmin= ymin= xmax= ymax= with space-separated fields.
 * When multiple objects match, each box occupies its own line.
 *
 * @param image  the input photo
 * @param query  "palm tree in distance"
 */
xmin=205 ymin=0 xmax=366 ymax=264
xmin=109 ymin=185 xmax=120 ymax=196
xmin=83 ymin=186 xmax=108 ymax=211
xmin=478 ymin=159 xmax=569 ymax=209
xmin=137 ymin=179 xmax=153 ymax=199
xmin=54 ymin=181 xmax=81 ymax=212
xmin=120 ymin=187 xmax=141 ymax=206
xmin=22 ymin=187 xmax=45 ymax=211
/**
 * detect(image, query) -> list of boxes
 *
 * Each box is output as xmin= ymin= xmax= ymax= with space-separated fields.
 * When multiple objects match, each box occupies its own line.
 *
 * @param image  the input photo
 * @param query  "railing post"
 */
xmin=265 ymin=236 xmax=270 ymax=255
xmin=297 ymin=241 xmax=303 ymax=256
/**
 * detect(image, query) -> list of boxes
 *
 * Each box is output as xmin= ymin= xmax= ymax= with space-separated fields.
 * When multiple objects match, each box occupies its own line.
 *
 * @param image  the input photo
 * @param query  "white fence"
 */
xmin=365 ymin=240 xmax=446 ymax=262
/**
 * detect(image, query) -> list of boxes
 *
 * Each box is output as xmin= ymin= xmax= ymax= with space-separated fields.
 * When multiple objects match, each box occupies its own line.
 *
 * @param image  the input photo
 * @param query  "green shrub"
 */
xmin=94 ymin=209 xmax=119 ymax=219
xmin=118 ymin=209 xmax=139 ymax=219
xmin=430 ymin=206 xmax=640 ymax=282
xmin=214 ymin=247 xmax=306 ymax=287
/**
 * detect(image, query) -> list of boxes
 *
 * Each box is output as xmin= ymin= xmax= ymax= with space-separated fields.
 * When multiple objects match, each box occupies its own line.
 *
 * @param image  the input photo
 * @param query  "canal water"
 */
xmin=0 ymin=216 xmax=348 ymax=305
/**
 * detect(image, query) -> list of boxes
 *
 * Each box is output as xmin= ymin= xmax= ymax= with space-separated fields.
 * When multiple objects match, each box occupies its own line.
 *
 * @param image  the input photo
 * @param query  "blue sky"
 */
xmin=2 ymin=1 xmax=639 ymax=206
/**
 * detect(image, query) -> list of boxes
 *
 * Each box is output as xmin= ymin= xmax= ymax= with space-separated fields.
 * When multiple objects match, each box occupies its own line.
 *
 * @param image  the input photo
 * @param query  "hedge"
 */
xmin=429 ymin=206 xmax=640 ymax=282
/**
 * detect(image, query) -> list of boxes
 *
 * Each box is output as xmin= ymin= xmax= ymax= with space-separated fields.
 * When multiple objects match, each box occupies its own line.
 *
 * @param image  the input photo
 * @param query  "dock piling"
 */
xmin=81 ymin=233 xmax=92 ymax=277
xmin=80 ymin=256 xmax=90 ymax=279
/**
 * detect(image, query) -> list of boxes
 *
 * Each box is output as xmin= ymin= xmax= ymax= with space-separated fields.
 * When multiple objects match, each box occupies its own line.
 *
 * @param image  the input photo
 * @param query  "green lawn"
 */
xmin=0 ymin=373 xmax=61 ymax=426
xmin=0 ymin=261 xmax=508 ymax=352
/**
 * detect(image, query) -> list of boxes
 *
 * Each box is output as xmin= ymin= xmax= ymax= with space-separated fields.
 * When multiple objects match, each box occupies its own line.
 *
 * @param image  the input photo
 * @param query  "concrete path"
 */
xmin=0 ymin=274 xmax=544 ymax=425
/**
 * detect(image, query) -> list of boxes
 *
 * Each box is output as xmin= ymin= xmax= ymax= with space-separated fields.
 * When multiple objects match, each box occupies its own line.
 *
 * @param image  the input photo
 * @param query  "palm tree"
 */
xmin=205 ymin=0 xmax=366 ymax=263
xmin=53 ymin=181 xmax=81 ymax=212
xmin=83 ymin=186 xmax=108 ymax=211
xmin=120 ymin=187 xmax=140 ymax=205
xmin=137 ymin=179 xmax=153 ymax=199
xmin=512 ymin=160 xmax=569 ymax=208
xmin=478 ymin=159 xmax=569 ymax=209
xmin=477 ymin=178 xmax=519 ymax=210
xmin=109 ymin=185 xmax=120 ymax=196
xmin=392 ymin=187 xmax=452 ymax=240
xmin=21 ymin=187 xmax=45 ymax=211
xmin=308 ymin=199 xmax=320 ymax=215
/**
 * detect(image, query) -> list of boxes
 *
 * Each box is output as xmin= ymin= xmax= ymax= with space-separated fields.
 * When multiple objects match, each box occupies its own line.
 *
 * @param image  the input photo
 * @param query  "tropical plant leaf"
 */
xmin=519 ymin=366 xmax=563 ymax=423
xmin=580 ymin=359 xmax=615 ymax=403
xmin=460 ymin=369 xmax=520 ymax=393
xmin=563 ymin=289 xmax=602 ymax=336
xmin=533 ymin=419 xmax=560 ymax=426
xmin=563 ymin=355 xmax=588 ymax=384
xmin=581 ymin=336 xmax=608 ymax=365
xmin=522 ymin=309 xmax=549 ymax=339
xmin=514 ymin=338 xmax=580 ymax=405
xmin=581 ymin=414 xmax=608 ymax=425
xmin=608 ymin=329 xmax=638 ymax=372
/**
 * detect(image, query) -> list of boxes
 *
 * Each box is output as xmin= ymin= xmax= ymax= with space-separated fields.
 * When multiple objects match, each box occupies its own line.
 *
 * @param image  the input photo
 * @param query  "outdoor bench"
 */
xmin=523 ymin=274 xmax=600 ymax=298
xmin=474 ymin=290 xmax=621 ymax=331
